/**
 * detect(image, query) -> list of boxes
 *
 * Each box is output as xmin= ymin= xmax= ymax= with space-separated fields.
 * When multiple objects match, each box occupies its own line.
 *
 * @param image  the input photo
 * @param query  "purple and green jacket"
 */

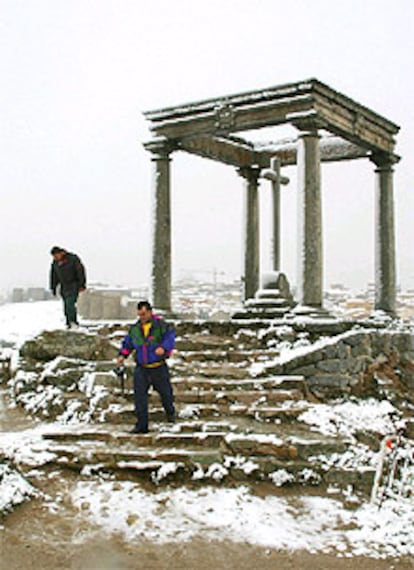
xmin=118 ymin=315 xmax=175 ymax=366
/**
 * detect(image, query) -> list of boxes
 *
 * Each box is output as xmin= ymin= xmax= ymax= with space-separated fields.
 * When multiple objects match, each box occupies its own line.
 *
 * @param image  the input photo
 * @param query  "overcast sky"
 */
xmin=1 ymin=0 xmax=413 ymax=293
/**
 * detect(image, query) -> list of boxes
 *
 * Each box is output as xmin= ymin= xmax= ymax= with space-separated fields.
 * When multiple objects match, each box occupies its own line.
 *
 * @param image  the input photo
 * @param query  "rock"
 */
xmin=42 ymin=368 xmax=85 ymax=388
xmin=20 ymin=330 xmax=117 ymax=362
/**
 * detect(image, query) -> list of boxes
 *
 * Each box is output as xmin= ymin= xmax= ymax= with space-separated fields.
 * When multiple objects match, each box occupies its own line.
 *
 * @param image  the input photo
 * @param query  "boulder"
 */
xmin=20 ymin=330 xmax=117 ymax=362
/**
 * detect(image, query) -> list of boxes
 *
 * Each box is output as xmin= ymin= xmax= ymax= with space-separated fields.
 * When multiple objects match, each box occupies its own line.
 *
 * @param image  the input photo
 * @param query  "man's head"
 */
xmin=50 ymin=246 xmax=66 ymax=263
xmin=137 ymin=301 xmax=153 ymax=324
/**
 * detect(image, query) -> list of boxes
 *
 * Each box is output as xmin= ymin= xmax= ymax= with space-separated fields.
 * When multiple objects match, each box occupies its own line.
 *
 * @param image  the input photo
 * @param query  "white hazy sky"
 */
xmin=1 ymin=0 xmax=413 ymax=293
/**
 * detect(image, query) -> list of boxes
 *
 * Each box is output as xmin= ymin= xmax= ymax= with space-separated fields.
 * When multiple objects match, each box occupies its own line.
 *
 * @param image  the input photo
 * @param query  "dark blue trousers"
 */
xmin=133 ymin=364 xmax=175 ymax=432
xmin=62 ymin=292 xmax=78 ymax=326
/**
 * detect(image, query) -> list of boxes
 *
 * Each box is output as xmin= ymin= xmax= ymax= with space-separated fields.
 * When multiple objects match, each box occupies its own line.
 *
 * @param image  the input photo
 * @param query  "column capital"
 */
xmin=295 ymin=124 xmax=322 ymax=138
xmin=237 ymin=165 xmax=261 ymax=183
xmin=370 ymin=151 xmax=399 ymax=170
xmin=143 ymin=137 xmax=176 ymax=159
xmin=289 ymin=110 xmax=326 ymax=136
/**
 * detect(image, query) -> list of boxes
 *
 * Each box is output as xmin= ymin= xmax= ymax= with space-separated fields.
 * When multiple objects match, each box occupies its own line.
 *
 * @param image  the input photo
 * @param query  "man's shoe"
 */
xmin=167 ymin=415 xmax=176 ymax=424
xmin=129 ymin=427 xmax=149 ymax=434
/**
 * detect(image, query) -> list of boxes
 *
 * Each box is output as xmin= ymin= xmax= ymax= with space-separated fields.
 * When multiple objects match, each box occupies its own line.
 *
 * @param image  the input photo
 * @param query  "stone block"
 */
xmin=284 ymin=349 xmax=324 ymax=372
xmin=307 ymin=374 xmax=352 ymax=389
xmin=121 ymin=300 xmax=138 ymax=320
xmin=93 ymin=372 xmax=119 ymax=388
xmin=316 ymin=359 xmax=342 ymax=373
xmin=27 ymin=288 xmax=47 ymax=301
xmin=405 ymin=420 xmax=414 ymax=440
xmin=88 ymin=294 xmax=104 ymax=320
xmin=12 ymin=288 xmax=24 ymax=303
xmin=337 ymin=342 xmax=351 ymax=359
xmin=342 ymin=332 xmax=367 ymax=348
xmin=77 ymin=293 xmax=90 ymax=318
xmin=321 ymin=344 xmax=338 ymax=359
xmin=292 ymin=365 xmax=318 ymax=377
xmin=351 ymin=342 xmax=370 ymax=358
xmin=348 ymin=356 xmax=367 ymax=374
xmin=102 ymin=295 xmax=122 ymax=320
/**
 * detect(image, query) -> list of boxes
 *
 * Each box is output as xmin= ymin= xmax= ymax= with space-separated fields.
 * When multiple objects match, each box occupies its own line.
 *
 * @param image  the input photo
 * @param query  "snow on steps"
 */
xmin=36 ymin=422 xmax=361 ymax=489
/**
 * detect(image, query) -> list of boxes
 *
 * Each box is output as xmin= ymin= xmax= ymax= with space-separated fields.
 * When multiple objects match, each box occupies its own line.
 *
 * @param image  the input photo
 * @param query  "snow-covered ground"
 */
xmin=0 ymin=300 xmax=413 ymax=559
xmin=71 ymin=481 xmax=414 ymax=559
xmin=0 ymin=300 xmax=63 ymax=349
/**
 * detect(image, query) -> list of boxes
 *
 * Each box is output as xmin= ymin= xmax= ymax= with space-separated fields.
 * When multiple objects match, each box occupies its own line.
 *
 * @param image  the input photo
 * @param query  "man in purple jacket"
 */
xmin=116 ymin=301 xmax=176 ymax=433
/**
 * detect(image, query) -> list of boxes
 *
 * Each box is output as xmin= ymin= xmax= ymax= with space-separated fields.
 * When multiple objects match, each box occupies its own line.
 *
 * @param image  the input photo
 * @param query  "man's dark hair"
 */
xmin=137 ymin=301 xmax=152 ymax=311
xmin=50 ymin=246 xmax=64 ymax=255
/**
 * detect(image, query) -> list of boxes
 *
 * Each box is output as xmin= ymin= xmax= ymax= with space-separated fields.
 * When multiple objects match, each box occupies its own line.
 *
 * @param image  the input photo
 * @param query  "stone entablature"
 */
xmin=144 ymin=79 xmax=399 ymax=155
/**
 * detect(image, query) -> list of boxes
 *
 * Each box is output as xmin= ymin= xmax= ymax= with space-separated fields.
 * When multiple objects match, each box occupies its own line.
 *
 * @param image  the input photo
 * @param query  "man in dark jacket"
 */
xmin=116 ymin=300 xmax=176 ymax=434
xmin=49 ymin=246 xmax=86 ymax=329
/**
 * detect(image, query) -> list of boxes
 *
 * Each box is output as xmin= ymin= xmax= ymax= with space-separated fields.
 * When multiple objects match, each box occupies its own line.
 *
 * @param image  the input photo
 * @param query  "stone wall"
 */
xmin=78 ymin=290 xmax=137 ymax=320
xmin=264 ymin=329 xmax=414 ymax=397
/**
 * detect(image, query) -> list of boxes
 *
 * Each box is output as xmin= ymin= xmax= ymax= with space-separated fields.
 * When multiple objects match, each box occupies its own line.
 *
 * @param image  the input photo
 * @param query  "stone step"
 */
xmin=156 ymin=388 xmax=304 ymax=406
xmin=222 ymin=432 xmax=349 ymax=461
xmin=246 ymin=404 xmax=310 ymax=421
xmin=43 ymin=429 xmax=227 ymax=449
xmin=170 ymin=375 xmax=307 ymax=392
xmin=255 ymin=289 xmax=283 ymax=299
xmin=103 ymin=401 xmax=310 ymax=424
xmin=51 ymin=444 xmax=222 ymax=471
xmin=174 ymin=349 xmax=280 ymax=364
xmin=38 ymin=423 xmax=364 ymax=490
xmin=232 ymin=307 xmax=291 ymax=319
xmin=113 ymin=376 xmax=308 ymax=401
xmin=41 ymin=429 xmax=351 ymax=486
xmin=244 ymin=298 xmax=291 ymax=309
xmin=175 ymin=334 xmax=238 ymax=351
xmin=172 ymin=364 xmax=253 ymax=380
xmin=48 ymin=443 xmax=371 ymax=490
xmin=164 ymin=420 xmax=238 ymax=433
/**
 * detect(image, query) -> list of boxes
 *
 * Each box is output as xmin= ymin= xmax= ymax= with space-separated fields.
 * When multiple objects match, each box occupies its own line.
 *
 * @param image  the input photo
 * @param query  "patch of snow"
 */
xmin=179 ymin=405 xmax=201 ymax=419
xmin=0 ymin=425 xmax=61 ymax=466
xmin=17 ymin=384 xmax=64 ymax=418
xmin=298 ymin=399 xmax=398 ymax=438
xmin=223 ymin=455 xmax=259 ymax=474
xmin=151 ymin=462 xmax=184 ymax=484
xmin=312 ymin=443 xmax=376 ymax=473
xmin=204 ymin=463 xmax=229 ymax=481
xmin=269 ymin=469 xmax=295 ymax=486
xmin=225 ymin=432 xmax=285 ymax=445
xmin=0 ymin=463 xmax=39 ymax=514
xmin=71 ymin=481 xmax=414 ymax=558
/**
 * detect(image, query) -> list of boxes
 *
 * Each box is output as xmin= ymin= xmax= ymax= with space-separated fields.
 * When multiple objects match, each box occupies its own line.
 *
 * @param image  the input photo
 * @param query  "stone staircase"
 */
xmin=21 ymin=325 xmax=380 ymax=495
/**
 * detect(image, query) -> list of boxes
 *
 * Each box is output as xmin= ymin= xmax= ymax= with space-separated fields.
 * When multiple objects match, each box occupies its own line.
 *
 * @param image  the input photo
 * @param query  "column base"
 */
xmin=286 ymin=304 xmax=333 ymax=319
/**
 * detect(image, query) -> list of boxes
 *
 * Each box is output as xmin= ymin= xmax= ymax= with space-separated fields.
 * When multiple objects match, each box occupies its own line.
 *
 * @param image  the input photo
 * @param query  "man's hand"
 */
xmin=79 ymin=288 xmax=86 ymax=293
xmin=155 ymin=346 xmax=165 ymax=356
xmin=117 ymin=356 xmax=125 ymax=367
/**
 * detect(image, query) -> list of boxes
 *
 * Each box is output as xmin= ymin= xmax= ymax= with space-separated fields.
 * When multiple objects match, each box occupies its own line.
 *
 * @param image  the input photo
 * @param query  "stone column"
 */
xmin=296 ymin=128 xmax=323 ymax=308
xmin=144 ymin=138 xmax=174 ymax=312
xmin=270 ymin=157 xmax=281 ymax=271
xmin=373 ymin=157 xmax=396 ymax=315
xmin=238 ymin=166 xmax=261 ymax=301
